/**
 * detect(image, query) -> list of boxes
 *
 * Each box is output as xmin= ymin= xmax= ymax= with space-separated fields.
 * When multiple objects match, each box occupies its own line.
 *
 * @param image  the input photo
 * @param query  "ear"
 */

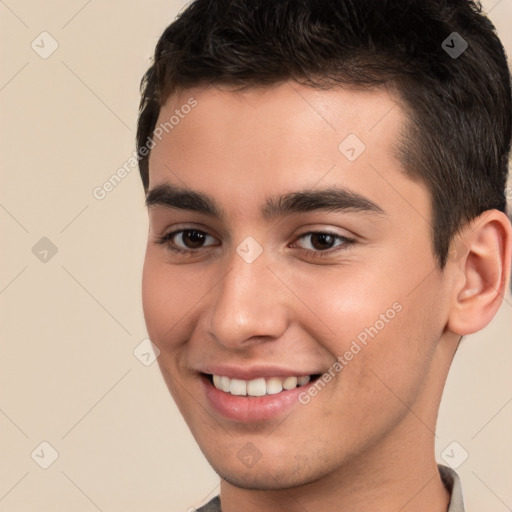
xmin=447 ymin=210 xmax=512 ymax=336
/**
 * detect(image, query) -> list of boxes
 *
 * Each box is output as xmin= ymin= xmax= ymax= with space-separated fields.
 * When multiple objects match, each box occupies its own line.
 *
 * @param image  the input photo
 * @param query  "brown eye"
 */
xmin=157 ymin=229 xmax=219 ymax=254
xmin=309 ymin=233 xmax=336 ymax=250
xmin=296 ymin=232 xmax=347 ymax=251
xmin=179 ymin=230 xmax=208 ymax=249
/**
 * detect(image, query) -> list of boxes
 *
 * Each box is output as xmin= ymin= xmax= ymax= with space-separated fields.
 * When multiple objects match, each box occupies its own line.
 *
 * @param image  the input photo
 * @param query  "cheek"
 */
xmin=141 ymin=252 xmax=187 ymax=346
xmin=141 ymin=250 xmax=214 ymax=350
xmin=298 ymin=266 xmax=404 ymax=354
xmin=302 ymin=263 xmax=444 ymax=400
xmin=142 ymin=256 xmax=168 ymax=339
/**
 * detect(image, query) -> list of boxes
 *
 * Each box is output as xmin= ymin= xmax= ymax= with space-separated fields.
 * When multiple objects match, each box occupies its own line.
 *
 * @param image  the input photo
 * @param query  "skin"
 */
xmin=141 ymin=81 xmax=511 ymax=512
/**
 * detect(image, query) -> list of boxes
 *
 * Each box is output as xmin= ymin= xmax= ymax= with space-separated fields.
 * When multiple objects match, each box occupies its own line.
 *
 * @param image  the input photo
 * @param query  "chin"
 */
xmin=218 ymin=470 xmax=310 ymax=491
xmin=209 ymin=454 xmax=330 ymax=491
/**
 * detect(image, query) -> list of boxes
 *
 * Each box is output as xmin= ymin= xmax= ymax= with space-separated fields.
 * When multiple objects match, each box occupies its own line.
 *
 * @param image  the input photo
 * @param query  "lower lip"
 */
xmin=201 ymin=374 xmax=311 ymax=422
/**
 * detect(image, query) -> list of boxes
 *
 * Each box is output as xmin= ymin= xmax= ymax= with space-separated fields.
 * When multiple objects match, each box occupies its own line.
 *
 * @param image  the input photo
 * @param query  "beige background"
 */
xmin=0 ymin=1 xmax=511 ymax=510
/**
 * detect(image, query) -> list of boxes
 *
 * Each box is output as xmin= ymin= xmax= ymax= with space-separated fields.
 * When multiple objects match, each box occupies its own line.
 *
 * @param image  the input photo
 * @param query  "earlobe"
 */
xmin=447 ymin=210 xmax=512 ymax=336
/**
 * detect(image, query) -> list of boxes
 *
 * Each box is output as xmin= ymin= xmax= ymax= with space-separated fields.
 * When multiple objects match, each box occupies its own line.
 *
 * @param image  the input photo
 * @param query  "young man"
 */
xmin=137 ymin=1 xmax=511 ymax=510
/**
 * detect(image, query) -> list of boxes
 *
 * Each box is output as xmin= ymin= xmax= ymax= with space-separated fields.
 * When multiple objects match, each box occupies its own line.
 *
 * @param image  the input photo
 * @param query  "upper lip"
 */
xmin=197 ymin=364 xmax=322 ymax=380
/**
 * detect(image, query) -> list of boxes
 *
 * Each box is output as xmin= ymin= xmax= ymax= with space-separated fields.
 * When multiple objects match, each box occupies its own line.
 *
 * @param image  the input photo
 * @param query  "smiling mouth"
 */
xmin=204 ymin=373 xmax=322 ymax=397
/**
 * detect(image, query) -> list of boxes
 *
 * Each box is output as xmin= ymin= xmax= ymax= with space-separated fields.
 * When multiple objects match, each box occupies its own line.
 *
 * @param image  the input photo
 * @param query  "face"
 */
xmin=142 ymin=82 xmax=452 ymax=489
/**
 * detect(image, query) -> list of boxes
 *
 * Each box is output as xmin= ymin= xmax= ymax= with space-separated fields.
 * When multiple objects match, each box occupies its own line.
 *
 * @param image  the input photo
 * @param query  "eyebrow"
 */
xmin=145 ymin=183 xmax=385 ymax=220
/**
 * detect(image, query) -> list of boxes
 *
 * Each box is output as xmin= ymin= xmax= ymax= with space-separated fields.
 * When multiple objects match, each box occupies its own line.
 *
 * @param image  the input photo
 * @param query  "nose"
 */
xmin=206 ymin=245 xmax=289 ymax=349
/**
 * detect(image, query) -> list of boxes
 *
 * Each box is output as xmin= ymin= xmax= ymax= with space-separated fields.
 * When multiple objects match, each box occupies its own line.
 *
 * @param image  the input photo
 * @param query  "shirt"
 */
xmin=195 ymin=465 xmax=464 ymax=511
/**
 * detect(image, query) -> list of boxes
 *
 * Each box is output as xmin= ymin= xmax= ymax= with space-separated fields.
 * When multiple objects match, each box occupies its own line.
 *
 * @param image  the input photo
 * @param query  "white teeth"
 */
xmin=211 ymin=374 xmax=312 ymax=396
xmin=230 ymin=378 xmax=247 ymax=396
xmin=266 ymin=377 xmax=283 ymax=395
xmin=247 ymin=378 xmax=267 ymax=396
xmin=213 ymin=375 xmax=222 ymax=389
xmin=221 ymin=376 xmax=231 ymax=392
xmin=283 ymin=376 xmax=298 ymax=390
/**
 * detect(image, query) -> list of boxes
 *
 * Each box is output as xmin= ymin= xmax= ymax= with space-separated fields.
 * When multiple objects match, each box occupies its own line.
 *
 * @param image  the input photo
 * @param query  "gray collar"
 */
xmin=439 ymin=464 xmax=465 ymax=512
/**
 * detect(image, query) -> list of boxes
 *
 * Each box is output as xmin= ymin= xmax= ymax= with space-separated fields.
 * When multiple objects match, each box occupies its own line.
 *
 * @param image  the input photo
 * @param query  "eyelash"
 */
xmin=155 ymin=228 xmax=355 ymax=259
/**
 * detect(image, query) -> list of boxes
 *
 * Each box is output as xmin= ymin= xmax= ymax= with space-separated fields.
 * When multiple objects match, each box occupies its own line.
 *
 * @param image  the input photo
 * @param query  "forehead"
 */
xmin=153 ymin=82 xmax=404 ymax=159
xmin=147 ymin=81 xmax=428 ymax=225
